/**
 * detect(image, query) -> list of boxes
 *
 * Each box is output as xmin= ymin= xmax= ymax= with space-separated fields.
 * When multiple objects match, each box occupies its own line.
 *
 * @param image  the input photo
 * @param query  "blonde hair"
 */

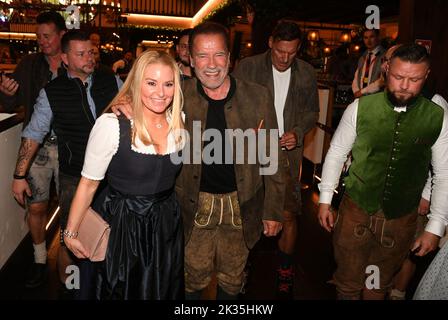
xmin=105 ymin=50 xmax=184 ymax=148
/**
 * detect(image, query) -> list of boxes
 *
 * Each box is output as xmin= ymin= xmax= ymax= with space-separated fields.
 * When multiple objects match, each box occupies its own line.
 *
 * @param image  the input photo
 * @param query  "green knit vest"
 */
xmin=345 ymin=91 xmax=443 ymax=219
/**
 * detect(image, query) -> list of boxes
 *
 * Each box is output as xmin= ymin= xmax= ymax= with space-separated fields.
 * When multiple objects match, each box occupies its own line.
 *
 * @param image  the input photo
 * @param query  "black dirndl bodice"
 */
xmin=94 ymin=116 xmax=183 ymax=300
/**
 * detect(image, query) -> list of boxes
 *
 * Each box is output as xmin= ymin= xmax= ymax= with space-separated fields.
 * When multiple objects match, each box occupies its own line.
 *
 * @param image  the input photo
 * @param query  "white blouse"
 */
xmin=81 ymin=113 xmax=184 ymax=181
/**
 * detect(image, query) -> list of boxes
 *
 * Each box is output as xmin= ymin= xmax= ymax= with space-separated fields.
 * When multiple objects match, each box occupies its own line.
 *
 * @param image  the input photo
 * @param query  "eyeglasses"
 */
xmin=178 ymin=44 xmax=189 ymax=49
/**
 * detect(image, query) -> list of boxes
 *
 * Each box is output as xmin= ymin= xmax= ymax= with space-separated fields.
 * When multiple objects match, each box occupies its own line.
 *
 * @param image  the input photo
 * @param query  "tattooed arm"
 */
xmin=11 ymin=88 xmax=53 ymax=206
xmin=14 ymin=138 xmax=39 ymax=176
xmin=12 ymin=138 xmax=40 ymax=206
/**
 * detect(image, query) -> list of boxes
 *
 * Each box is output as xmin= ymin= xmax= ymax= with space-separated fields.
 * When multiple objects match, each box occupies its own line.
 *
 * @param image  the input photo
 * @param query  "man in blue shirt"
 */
xmin=12 ymin=30 xmax=122 ymax=297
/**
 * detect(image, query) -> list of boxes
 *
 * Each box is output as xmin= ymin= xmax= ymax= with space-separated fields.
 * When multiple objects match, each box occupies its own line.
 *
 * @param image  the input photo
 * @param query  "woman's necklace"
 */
xmin=148 ymin=116 xmax=165 ymax=129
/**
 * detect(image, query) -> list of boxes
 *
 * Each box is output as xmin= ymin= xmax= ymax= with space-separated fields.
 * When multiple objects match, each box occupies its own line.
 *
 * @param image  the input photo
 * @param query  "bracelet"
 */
xmin=63 ymin=229 xmax=79 ymax=239
xmin=13 ymin=173 xmax=27 ymax=180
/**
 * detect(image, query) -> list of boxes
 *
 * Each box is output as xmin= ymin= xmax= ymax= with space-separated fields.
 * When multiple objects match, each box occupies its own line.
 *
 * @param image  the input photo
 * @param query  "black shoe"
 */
xmin=25 ymin=263 xmax=47 ymax=289
xmin=276 ymin=266 xmax=294 ymax=300
xmin=217 ymin=286 xmax=239 ymax=300
xmin=185 ymin=290 xmax=202 ymax=300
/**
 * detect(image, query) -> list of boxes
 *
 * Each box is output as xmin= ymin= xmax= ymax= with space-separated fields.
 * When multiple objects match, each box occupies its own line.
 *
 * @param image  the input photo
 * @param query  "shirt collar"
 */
xmin=272 ymin=65 xmax=292 ymax=75
xmin=369 ymin=46 xmax=382 ymax=56
xmin=67 ymin=71 xmax=93 ymax=88
xmin=43 ymin=55 xmax=65 ymax=80
xmin=197 ymin=75 xmax=236 ymax=103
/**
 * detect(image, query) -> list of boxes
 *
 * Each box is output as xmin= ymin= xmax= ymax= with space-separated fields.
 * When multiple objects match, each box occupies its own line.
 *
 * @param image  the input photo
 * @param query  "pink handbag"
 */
xmin=77 ymin=207 xmax=110 ymax=262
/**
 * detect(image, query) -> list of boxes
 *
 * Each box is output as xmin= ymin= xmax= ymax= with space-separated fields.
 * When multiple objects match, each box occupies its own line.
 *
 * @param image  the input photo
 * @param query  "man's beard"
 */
xmin=386 ymin=90 xmax=418 ymax=107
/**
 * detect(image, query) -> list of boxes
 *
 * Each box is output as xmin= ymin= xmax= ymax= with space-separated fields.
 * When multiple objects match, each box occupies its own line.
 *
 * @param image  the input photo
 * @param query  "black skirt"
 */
xmin=94 ymin=187 xmax=184 ymax=300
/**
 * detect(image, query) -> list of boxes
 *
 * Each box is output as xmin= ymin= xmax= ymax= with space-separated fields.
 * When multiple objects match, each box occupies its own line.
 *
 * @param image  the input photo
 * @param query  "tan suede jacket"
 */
xmin=176 ymin=77 xmax=286 ymax=249
xmin=233 ymin=50 xmax=319 ymax=181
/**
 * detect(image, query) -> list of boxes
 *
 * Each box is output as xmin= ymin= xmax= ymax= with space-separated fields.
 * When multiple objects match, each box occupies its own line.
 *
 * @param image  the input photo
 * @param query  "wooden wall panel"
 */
xmin=399 ymin=0 xmax=448 ymax=99
xmin=123 ymin=0 xmax=200 ymax=16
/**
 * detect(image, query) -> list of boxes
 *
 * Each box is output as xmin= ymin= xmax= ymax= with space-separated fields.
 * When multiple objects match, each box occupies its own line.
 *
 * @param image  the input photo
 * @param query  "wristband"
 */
xmin=13 ymin=173 xmax=27 ymax=180
xmin=63 ymin=229 xmax=79 ymax=239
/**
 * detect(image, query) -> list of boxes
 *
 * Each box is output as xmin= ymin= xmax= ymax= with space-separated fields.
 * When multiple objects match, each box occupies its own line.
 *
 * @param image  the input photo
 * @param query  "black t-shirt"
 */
xmin=199 ymin=76 xmax=237 ymax=194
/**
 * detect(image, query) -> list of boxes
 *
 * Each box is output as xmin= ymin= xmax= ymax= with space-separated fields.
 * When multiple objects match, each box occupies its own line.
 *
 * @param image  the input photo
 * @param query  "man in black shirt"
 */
xmin=177 ymin=22 xmax=286 ymax=300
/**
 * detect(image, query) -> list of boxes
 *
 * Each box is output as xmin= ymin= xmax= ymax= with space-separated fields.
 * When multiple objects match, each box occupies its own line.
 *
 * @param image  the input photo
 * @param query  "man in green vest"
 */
xmin=318 ymin=43 xmax=448 ymax=300
xmin=12 ymin=30 xmax=121 ymax=298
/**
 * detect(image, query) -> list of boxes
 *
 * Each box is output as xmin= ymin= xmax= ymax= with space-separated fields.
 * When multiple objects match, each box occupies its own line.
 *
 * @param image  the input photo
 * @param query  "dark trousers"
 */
xmin=73 ymin=259 xmax=98 ymax=300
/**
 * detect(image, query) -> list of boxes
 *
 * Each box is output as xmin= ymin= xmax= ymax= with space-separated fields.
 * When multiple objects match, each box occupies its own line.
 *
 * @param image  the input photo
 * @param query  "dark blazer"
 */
xmin=233 ymin=50 xmax=319 ymax=181
xmin=352 ymin=46 xmax=386 ymax=95
xmin=176 ymin=77 xmax=286 ymax=249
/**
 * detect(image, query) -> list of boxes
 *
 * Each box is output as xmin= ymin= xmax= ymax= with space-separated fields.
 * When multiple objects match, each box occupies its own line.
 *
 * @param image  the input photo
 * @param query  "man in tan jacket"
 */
xmin=233 ymin=20 xmax=319 ymax=298
xmin=177 ymin=22 xmax=286 ymax=300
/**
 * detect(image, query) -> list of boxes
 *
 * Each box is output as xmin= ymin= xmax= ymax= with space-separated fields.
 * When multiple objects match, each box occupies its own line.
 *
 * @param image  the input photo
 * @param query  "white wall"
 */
xmin=0 ymin=118 xmax=27 ymax=269
xmin=303 ymin=88 xmax=330 ymax=164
